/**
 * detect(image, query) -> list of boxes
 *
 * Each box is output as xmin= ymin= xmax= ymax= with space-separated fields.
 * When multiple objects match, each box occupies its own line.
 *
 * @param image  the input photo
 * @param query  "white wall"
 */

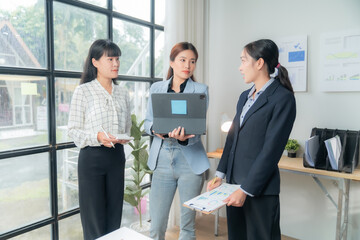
xmin=206 ymin=0 xmax=360 ymax=239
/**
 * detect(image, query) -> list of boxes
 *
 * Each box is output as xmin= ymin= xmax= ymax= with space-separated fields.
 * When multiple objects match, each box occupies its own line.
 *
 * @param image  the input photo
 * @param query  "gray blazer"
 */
xmin=144 ymin=78 xmax=210 ymax=174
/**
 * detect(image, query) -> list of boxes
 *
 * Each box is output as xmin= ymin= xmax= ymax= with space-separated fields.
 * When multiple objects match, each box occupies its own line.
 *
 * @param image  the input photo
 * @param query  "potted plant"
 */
xmin=124 ymin=114 xmax=152 ymax=232
xmin=285 ymin=139 xmax=300 ymax=158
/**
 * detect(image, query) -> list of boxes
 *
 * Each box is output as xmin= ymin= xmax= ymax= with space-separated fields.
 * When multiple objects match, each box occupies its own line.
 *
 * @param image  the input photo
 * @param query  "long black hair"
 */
xmin=244 ymin=39 xmax=294 ymax=93
xmin=80 ymin=39 xmax=121 ymax=85
xmin=167 ymin=42 xmax=198 ymax=81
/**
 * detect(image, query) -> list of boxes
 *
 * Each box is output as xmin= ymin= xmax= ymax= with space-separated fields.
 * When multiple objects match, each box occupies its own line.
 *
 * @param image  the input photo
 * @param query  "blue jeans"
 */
xmin=150 ymin=139 xmax=204 ymax=240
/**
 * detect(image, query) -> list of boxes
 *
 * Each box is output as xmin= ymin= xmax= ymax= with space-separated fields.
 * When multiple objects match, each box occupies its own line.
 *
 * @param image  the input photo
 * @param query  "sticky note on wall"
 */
xmin=21 ymin=82 xmax=38 ymax=95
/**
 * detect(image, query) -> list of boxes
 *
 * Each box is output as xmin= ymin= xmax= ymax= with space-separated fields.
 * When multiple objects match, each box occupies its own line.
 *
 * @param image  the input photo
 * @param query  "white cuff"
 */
xmin=215 ymin=171 xmax=226 ymax=179
xmin=240 ymin=186 xmax=254 ymax=197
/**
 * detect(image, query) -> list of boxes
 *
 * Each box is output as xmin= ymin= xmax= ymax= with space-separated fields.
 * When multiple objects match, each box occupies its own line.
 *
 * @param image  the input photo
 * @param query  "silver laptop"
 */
xmin=151 ymin=93 xmax=207 ymax=135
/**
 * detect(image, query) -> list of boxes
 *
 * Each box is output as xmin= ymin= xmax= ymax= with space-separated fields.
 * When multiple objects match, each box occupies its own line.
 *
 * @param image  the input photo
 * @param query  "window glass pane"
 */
xmin=118 ymin=81 xmax=149 ymax=121
xmin=155 ymin=30 xmax=165 ymax=78
xmin=59 ymin=211 xmax=83 ymax=240
xmin=113 ymin=0 xmax=150 ymax=21
xmin=14 ymin=88 xmax=22 ymax=105
xmin=53 ymin=2 xmax=107 ymax=71
xmin=0 ymin=0 xmax=46 ymax=68
xmin=118 ymin=81 xmax=150 ymax=184
xmin=155 ymin=0 xmax=165 ymax=25
xmin=10 ymin=225 xmax=51 ymax=240
xmin=15 ymin=107 xmax=23 ymax=124
xmin=0 ymin=153 xmax=50 ymax=234
xmin=25 ymin=106 xmax=31 ymax=123
xmin=55 ymin=78 xmax=79 ymax=143
xmin=57 ymin=148 xmax=79 ymax=213
xmin=0 ymin=75 xmax=48 ymax=152
xmin=113 ymin=20 xmax=150 ymax=77
xmin=77 ymin=0 xmax=106 ymax=8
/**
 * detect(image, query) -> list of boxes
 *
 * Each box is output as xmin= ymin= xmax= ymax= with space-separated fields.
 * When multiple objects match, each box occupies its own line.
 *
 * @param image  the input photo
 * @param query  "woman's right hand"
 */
xmin=207 ymin=177 xmax=222 ymax=191
xmin=152 ymin=130 xmax=165 ymax=139
xmin=97 ymin=132 xmax=116 ymax=148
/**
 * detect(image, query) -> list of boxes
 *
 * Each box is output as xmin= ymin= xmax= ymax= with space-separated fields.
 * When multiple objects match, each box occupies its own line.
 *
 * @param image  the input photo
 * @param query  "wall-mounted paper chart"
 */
xmin=275 ymin=35 xmax=308 ymax=92
xmin=320 ymin=29 xmax=360 ymax=92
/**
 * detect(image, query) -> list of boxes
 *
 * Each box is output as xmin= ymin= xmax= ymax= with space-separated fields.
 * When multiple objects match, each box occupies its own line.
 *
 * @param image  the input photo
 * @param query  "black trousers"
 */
xmin=78 ymin=144 xmax=125 ymax=240
xmin=226 ymin=195 xmax=281 ymax=240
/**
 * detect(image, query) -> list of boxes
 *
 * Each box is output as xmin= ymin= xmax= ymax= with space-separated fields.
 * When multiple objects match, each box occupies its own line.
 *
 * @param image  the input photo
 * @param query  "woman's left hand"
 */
xmin=224 ymin=189 xmax=247 ymax=207
xmin=168 ymin=127 xmax=195 ymax=141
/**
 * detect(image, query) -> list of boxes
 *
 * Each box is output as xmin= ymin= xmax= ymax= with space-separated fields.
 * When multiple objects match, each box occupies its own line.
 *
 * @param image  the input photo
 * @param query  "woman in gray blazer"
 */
xmin=208 ymin=39 xmax=296 ymax=240
xmin=144 ymin=42 xmax=209 ymax=240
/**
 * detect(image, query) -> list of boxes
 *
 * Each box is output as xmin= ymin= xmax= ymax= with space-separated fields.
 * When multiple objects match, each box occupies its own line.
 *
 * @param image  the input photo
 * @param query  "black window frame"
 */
xmin=0 ymin=0 xmax=163 ymax=239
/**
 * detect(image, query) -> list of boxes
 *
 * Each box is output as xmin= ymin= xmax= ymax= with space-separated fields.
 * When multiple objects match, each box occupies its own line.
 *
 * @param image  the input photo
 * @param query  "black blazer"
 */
xmin=217 ymin=79 xmax=296 ymax=196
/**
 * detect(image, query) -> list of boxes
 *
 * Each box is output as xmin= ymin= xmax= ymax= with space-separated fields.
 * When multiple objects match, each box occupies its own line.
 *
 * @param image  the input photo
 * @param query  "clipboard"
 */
xmin=183 ymin=183 xmax=240 ymax=214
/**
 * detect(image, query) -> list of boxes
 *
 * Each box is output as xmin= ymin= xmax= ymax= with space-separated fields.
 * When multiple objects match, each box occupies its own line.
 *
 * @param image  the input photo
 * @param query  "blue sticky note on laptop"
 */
xmin=171 ymin=100 xmax=187 ymax=114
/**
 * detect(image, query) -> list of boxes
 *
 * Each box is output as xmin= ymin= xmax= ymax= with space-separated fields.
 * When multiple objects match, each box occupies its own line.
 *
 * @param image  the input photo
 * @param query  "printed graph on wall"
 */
xmin=275 ymin=35 xmax=308 ymax=92
xmin=320 ymin=29 xmax=360 ymax=92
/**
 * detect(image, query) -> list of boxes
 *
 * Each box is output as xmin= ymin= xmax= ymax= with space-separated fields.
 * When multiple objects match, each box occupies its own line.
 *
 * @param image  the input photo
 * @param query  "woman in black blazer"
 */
xmin=208 ymin=39 xmax=296 ymax=240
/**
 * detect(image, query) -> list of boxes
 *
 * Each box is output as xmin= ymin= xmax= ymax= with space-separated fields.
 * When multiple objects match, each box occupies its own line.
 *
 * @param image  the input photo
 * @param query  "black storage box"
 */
xmin=303 ymin=128 xmax=360 ymax=173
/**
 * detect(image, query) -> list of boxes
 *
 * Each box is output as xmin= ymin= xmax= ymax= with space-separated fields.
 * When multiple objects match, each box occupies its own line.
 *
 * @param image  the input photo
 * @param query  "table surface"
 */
xmin=207 ymin=149 xmax=360 ymax=181
xmin=96 ymin=227 xmax=151 ymax=240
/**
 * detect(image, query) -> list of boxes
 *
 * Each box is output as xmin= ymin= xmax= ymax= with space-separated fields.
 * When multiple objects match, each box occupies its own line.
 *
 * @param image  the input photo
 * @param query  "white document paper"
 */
xmin=96 ymin=227 xmax=152 ymax=240
xmin=183 ymin=183 xmax=240 ymax=214
xmin=325 ymin=135 xmax=342 ymax=170
xmin=274 ymin=35 xmax=308 ymax=92
xmin=305 ymin=135 xmax=320 ymax=167
xmin=320 ymin=29 xmax=360 ymax=92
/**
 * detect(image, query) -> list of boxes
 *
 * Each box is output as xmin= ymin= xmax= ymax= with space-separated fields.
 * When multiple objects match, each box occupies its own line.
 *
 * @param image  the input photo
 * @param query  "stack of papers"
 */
xmin=324 ymin=135 xmax=342 ymax=170
xmin=304 ymin=135 xmax=319 ymax=167
xmin=183 ymin=183 xmax=240 ymax=214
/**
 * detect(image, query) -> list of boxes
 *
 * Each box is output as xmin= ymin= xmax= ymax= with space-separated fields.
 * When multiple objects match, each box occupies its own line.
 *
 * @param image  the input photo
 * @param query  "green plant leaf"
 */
xmin=139 ymin=149 xmax=149 ymax=167
xmin=132 ymin=171 xmax=140 ymax=184
xmin=132 ymin=149 xmax=140 ymax=161
xmin=124 ymin=193 xmax=138 ymax=207
xmin=138 ymin=171 xmax=146 ymax=183
xmin=285 ymin=139 xmax=300 ymax=152
xmin=135 ymin=189 xmax=142 ymax=199
xmin=128 ymin=142 xmax=135 ymax=149
xmin=141 ymin=189 xmax=150 ymax=198
xmin=126 ymin=114 xmax=151 ymax=223
xmin=139 ymin=138 xmax=147 ymax=148
xmin=130 ymin=117 xmax=143 ymax=140
xmin=139 ymin=119 xmax=145 ymax=129
xmin=125 ymin=184 xmax=137 ymax=191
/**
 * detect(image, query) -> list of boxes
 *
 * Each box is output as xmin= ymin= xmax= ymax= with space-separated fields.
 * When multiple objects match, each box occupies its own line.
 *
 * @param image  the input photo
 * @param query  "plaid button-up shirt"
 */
xmin=68 ymin=79 xmax=131 ymax=148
